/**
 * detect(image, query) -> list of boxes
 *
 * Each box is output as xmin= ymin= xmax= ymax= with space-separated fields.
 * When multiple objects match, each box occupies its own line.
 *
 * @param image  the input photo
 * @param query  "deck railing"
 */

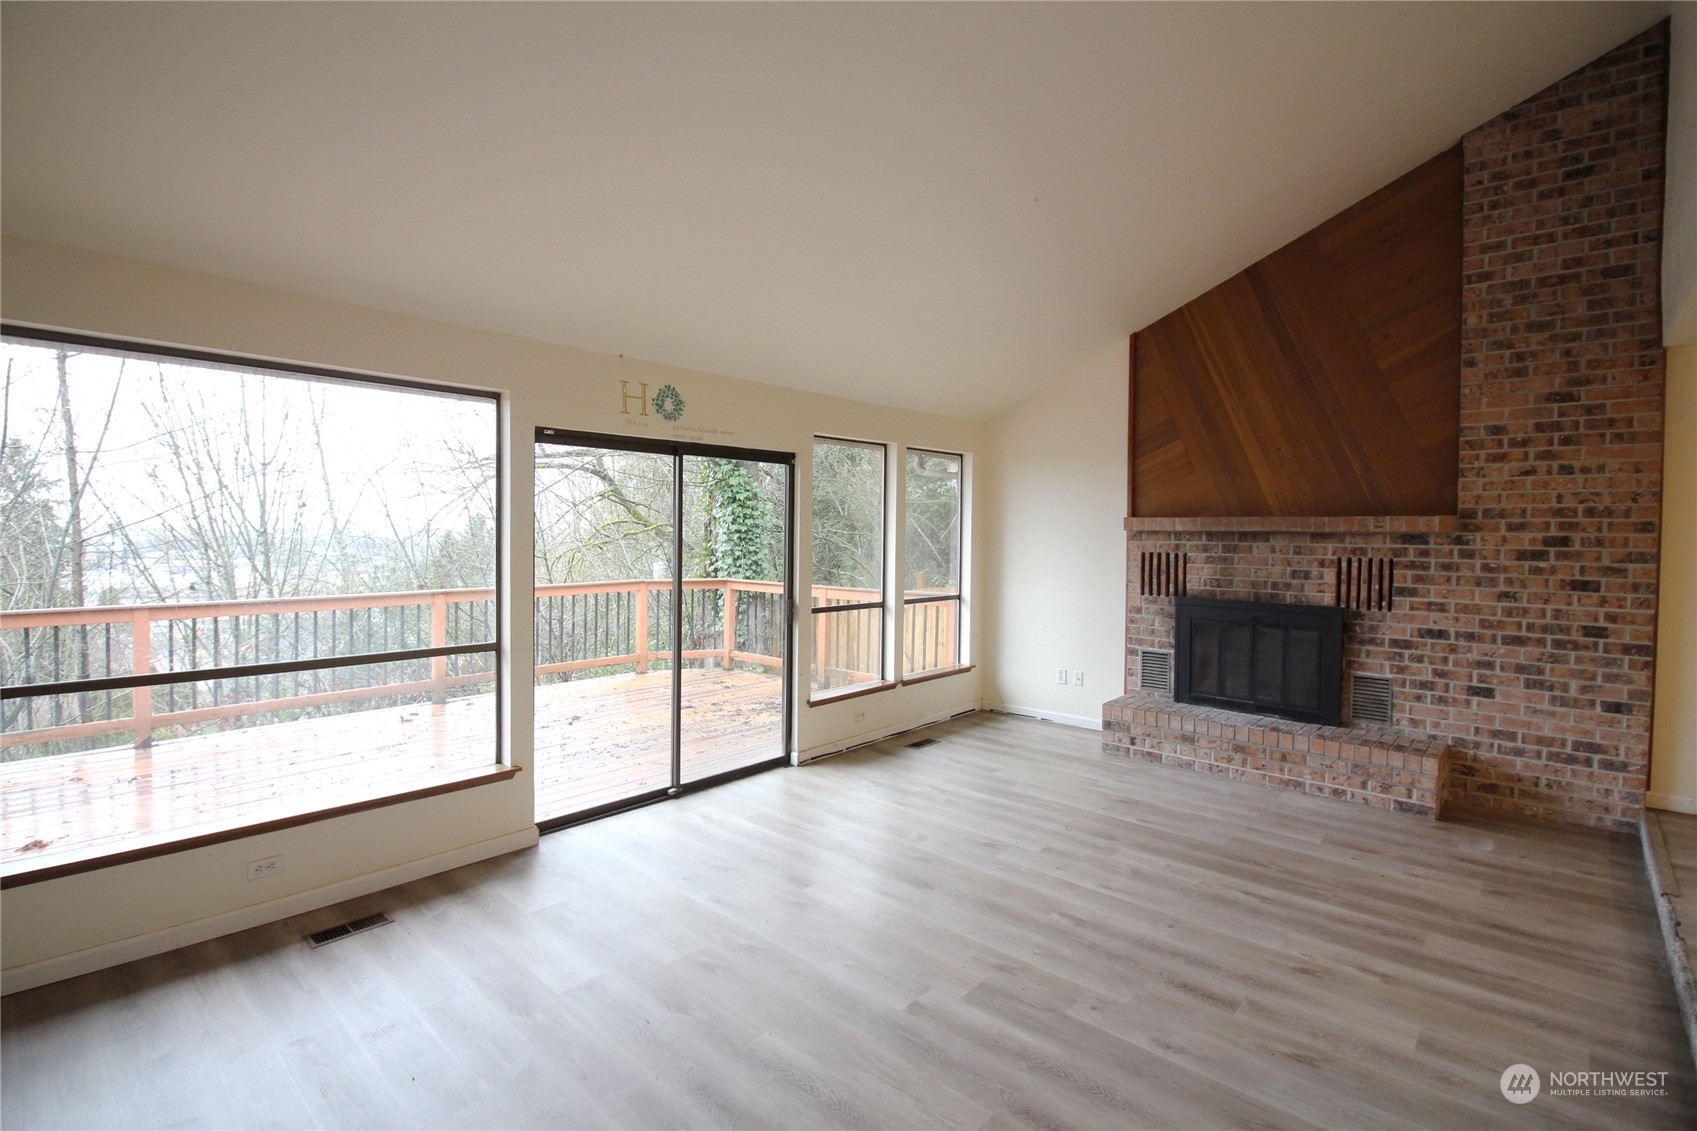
xmin=809 ymin=588 xmax=960 ymax=688
xmin=532 ymin=579 xmax=786 ymax=680
xmin=3 ymin=588 xmax=497 ymax=755
xmin=2 ymin=579 xmax=958 ymax=756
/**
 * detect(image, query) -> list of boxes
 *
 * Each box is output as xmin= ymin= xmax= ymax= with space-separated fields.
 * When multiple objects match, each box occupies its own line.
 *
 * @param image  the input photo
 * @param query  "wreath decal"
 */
xmin=651 ymin=384 xmax=685 ymax=422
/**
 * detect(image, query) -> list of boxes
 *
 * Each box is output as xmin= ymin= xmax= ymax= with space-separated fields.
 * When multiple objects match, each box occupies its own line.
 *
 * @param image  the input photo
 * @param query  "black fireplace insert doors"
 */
xmin=1173 ymin=597 xmax=1344 ymax=726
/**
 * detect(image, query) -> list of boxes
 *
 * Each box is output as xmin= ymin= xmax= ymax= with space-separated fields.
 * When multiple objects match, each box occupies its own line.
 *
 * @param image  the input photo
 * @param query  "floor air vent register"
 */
xmin=306 ymin=911 xmax=394 ymax=948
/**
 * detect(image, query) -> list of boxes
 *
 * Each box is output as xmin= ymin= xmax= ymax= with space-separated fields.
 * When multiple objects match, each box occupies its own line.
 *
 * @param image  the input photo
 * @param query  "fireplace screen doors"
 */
xmin=1174 ymin=597 xmax=1343 ymax=726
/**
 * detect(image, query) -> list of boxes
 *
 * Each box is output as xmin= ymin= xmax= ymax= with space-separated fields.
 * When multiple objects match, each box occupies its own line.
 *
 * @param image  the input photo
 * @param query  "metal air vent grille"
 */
xmin=1351 ymin=676 xmax=1394 ymax=725
xmin=306 ymin=911 xmax=394 ymax=949
xmin=1138 ymin=649 xmax=1173 ymax=695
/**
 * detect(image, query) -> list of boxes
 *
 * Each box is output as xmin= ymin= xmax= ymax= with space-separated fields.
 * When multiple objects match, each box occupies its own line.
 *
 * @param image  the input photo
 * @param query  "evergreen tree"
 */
xmin=0 ymin=437 xmax=62 ymax=610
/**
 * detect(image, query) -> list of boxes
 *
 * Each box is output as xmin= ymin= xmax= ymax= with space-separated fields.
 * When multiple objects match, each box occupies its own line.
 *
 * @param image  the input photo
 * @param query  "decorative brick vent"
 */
xmin=1114 ymin=26 xmax=1667 ymax=831
xmin=1138 ymin=551 xmax=1186 ymax=597
xmin=1335 ymin=556 xmax=1395 ymax=612
xmin=1104 ymin=691 xmax=1450 ymax=818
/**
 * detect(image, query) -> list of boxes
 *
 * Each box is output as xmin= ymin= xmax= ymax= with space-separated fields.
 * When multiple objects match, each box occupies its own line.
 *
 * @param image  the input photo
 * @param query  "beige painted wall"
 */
xmin=980 ymin=340 xmax=1129 ymax=728
xmin=0 ymin=236 xmax=985 ymax=985
xmin=1651 ymin=345 xmax=1697 ymax=812
xmin=1650 ymin=7 xmax=1695 ymax=809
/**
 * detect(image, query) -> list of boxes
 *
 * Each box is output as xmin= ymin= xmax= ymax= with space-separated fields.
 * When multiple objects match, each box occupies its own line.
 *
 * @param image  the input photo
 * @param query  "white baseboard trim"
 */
xmin=1 ymin=826 xmax=539 ymax=996
xmin=1649 ymin=792 xmax=1697 ymax=816
xmin=981 ymin=702 xmax=1104 ymax=731
xmin=797 ymin=706 xmax=977 ymax=763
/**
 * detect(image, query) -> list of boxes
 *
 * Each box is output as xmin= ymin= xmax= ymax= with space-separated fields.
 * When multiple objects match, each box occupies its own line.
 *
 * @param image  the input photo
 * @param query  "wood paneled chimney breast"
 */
xmin=1131 ymin=146 xmax=1462 ymax=519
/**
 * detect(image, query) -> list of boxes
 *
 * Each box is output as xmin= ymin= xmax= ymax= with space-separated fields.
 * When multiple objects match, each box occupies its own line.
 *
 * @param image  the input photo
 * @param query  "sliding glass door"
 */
xmin=533 ymin=444 xmax=675 ymax=819
xmin=533 ymin=431 xmax=791 ymax=825
xmin=677 ymin=454 xmax=789 ymax=784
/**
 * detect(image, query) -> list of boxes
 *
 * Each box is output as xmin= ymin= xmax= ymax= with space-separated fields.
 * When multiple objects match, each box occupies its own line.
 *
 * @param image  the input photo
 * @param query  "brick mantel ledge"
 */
xmin=1124 ymin=515 xmax=1458 ymax=534
xmin=1103 ymin=691 xmax=1452 ymax=818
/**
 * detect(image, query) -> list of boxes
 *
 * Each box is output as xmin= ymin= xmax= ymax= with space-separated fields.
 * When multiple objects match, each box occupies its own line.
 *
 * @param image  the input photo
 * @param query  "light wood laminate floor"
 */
xmin=3 ymin=711 xmax=1692 ymax=1129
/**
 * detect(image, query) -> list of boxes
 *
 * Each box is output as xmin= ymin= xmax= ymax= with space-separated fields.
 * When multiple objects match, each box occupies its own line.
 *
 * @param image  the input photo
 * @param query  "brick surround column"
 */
xmin=1450 ymin=24 xmax=1668 ymax=827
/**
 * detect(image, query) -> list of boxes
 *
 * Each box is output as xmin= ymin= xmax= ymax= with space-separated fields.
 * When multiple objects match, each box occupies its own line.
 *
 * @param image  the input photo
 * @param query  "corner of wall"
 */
xmin=981 ymin=339 xmax=1130 ymax=727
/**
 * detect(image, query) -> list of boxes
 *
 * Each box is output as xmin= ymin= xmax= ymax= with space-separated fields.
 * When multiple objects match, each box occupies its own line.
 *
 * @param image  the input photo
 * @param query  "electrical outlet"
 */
xmin=247 ymin=855 xmax=282 ymax=881
xmin=852 ymin=709 xmax=866 ymax=723
xmin=1056 ymin=668 xmax=1068 ymax=685
xmin=1073 ymin=670 xmax=1084 ymax=687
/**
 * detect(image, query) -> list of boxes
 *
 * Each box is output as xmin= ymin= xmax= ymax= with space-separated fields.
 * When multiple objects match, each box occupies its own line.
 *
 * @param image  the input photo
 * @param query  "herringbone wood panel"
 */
xmin=1132 ymin=146 xmax=1461 ymax=518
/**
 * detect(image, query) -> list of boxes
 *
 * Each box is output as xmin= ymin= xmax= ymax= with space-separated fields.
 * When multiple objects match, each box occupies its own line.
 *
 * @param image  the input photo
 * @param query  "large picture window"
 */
xmin=0 ymin=332 xmax=503 ymax=876
xmin=809 ymin=438 xmax=886 ymax=698
xmin=903 ymin=448 xmax=963 ymax=677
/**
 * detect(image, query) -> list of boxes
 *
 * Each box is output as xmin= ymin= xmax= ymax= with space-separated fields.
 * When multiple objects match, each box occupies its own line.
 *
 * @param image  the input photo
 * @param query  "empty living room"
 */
xmin=2 ymin=3 xmax=1695 ymax=1128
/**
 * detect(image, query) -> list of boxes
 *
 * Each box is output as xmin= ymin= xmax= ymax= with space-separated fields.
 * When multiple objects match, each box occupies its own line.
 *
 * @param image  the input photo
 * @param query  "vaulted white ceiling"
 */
xmin=0 ymin=2 xmax=1670 ymax=417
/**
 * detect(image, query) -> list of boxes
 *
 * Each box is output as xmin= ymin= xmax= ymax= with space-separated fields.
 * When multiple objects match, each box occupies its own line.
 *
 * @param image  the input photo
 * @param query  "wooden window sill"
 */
xmin=900 ymin=664 xmax=975 ymax=687
xmin=0 ymin=764 xmax=522 ymax=889
xmin=807 ymin=680 xmax=897 ymax=707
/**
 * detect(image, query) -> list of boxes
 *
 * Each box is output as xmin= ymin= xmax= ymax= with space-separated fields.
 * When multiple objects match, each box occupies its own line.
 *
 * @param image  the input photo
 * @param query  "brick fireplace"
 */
xmin=1105 ymin=26 xmax=1668 ymax=831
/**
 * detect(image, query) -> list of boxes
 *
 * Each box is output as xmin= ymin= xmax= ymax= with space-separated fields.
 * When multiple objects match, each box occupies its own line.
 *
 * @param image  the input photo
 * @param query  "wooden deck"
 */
xmin=0 ymin=669 xmax=784 ymax=866
xmin=534 ymin=668 xmax=784 ymax=822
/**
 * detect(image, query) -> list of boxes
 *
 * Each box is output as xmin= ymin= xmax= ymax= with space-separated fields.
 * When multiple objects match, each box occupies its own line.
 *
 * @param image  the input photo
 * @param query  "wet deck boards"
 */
xmin=1 ymin=668 xmax=784 ymax=865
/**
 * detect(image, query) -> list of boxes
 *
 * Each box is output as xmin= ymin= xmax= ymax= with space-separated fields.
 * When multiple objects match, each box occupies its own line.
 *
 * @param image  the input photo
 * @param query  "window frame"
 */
xmin=900 ymin=446 xmax=966 ymax=681
xmin=0 ymin=325 xmax=509 ymax=887
xmin=808 ymin=436 xmax=890 ymax=702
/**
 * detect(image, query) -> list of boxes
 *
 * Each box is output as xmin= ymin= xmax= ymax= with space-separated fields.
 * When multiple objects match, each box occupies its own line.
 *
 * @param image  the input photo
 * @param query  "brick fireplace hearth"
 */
xmin=1107 ymin=26 xmax=1668 ymax=831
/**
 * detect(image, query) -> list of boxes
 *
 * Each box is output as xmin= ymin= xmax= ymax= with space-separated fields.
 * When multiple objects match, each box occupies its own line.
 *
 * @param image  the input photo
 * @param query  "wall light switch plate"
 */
xmin=1073 ymin=671 xmax=1084 ymax=686
xmin=1056 ymin=668 xmax=1068 ymax=684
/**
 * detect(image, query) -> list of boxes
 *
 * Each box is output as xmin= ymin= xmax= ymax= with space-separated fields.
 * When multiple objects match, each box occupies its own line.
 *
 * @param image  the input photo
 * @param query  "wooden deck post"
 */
xmin=130 ymin=608 xmax=153 ymax=749
xmin=722 ymin=581 xmax=737 ymax=670
xmin=945 ymin=600 xmax=958 ymax=667
xmin=430 ymin=592 xmax=449 ymax=705
xmin=814 ymin=605 xmax=830 ymax=684
xmin=634 ymin=585 xmax=650 ymax=674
